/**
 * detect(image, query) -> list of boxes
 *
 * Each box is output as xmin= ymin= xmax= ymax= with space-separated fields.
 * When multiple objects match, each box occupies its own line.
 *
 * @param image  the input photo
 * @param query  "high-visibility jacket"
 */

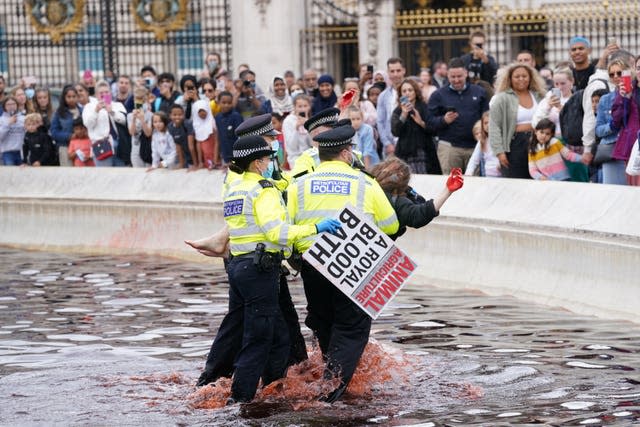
xmin=222 ymin=167 xmax=289 ymax=199
xmin=224 ymin=171 xmax=317 ymax=257
xmin=286 ymin=160 xmax=399 ymax=253
xmin=291 ymin=147 xmax=320 ymax=178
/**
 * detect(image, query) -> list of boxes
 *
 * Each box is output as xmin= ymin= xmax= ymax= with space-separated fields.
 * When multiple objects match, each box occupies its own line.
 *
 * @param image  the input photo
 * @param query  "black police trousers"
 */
xmin=221 ymin=256 xmax=290 ymax=401
xmin=300 ymin=260 xmax=372 ymax=393
xmin=198 ymin=268 xmax=307 ymax=386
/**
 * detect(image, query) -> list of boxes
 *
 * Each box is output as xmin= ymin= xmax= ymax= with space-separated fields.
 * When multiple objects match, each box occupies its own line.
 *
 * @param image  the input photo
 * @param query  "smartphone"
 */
xmin=101 ymin=92 xmax=112 ymax=106
xmin=551 ymin=88 xmax=561 ymax=98
xmin=445 ymin=106 xmax=457 ymax=113
xmin=367 ymin=64 xmax=374 ymax=74
xmin=608 ymin=37 xmax=617 ymax=46
xmin=299 ymin=111 xmax=306 ymax=118
xmin=399 ymin=95 xmax=408 ymax=104
xmin=216 ymin=79 xmax=225 ymax=91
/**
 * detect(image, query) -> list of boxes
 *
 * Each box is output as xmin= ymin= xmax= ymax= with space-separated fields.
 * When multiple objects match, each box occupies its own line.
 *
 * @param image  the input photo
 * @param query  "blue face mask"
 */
xmin=262 ymin=160 xmax=274 ymax=179
xmin=271 ymin=140 xmax=280 ymax=153
xmin=25 ymin=88 xmax=35 ymax=99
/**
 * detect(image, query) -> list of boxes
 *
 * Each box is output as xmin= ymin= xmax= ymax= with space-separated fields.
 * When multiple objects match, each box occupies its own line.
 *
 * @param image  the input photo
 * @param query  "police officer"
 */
xmin=286 ymin=125 xmax=400 ymax=403
xmin=195 ymin=114 xmax=309 ymax=387
xmin=218 ymin=135 xmax=340 ymax=403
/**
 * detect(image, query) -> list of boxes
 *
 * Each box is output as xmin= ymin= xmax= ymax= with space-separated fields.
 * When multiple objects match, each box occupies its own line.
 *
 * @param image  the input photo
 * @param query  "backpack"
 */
xmin=138 ymin=131 xmax=153 ymax=165
xmin=559 ymin=78 xmax=608 ymax=146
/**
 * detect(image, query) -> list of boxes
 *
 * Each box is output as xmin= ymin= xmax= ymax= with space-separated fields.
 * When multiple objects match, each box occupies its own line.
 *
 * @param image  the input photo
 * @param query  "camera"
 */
xmin=243 ymin=80 xmax=252 ymax=87
xmin=299 ymin=111 xmax=306 ymax=118
xmin=475 ymin=43 xmax=483 ymax=49
xmin=367 ymin=64 xmax=374 ymax=74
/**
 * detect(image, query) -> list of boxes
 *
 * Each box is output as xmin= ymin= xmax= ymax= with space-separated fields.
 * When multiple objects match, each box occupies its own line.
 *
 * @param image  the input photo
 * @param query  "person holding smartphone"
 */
xmin=282 ymin=94 xmax=312 ymax=166
xmin=532 ymin=67 xmax=574 ymax=138
xmin=460 ymin=30 xmax=498 ymax=85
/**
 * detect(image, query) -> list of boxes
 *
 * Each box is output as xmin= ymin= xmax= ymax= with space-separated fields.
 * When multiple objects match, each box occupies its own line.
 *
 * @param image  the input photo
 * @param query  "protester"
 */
xmin=286 ymin=125 xmax=399 ymax=403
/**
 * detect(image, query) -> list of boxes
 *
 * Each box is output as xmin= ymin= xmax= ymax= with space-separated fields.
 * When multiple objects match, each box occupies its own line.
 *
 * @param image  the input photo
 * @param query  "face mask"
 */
xmin=271 ymin=140 xmax=280 ymax=153
xmin=261 ymin=159 xmax=274 ymax=179
xmin=208 ymin=61 xmax=218 ymax=71
xmin=25 ymin=88 xmax=35 ymax=99
xmin=290 ymin=89 xmax=303 ymax=98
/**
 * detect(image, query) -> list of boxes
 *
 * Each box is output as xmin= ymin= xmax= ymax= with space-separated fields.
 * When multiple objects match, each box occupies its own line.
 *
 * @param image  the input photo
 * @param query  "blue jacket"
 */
xmin=427 ymin=84 xmax=489 ymax=149
xmin=595 ymin=91 xmax=619 ymax=145
xmin=51 ymin=107 xmax=82 ymax=147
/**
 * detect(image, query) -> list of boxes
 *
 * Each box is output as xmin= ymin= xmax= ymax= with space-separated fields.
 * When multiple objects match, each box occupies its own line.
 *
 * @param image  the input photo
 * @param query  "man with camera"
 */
xmin=236 ymin=69 xmax=266 ymax=119
xmin=427 ymin=57 xmax=489 ymax=174
xmin=460 ymin=30 xmax=498 ymax=85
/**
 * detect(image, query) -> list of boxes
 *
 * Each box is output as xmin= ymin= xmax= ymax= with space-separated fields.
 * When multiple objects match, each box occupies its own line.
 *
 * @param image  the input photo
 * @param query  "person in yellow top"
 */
xmin=211 ymin=135 xmax=340 ymax=404
xmin=286 ymin=125 xmax=399 ymax=403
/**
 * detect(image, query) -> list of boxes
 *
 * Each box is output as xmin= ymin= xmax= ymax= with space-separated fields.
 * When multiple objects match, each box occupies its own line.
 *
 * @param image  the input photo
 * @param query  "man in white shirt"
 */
xmin=376 ymin=57 xmax=406 ymax=158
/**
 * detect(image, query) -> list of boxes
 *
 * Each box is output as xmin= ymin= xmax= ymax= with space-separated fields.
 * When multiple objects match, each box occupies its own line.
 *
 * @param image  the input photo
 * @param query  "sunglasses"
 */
xmin=609 ymin=71 xmax=623 ymax=78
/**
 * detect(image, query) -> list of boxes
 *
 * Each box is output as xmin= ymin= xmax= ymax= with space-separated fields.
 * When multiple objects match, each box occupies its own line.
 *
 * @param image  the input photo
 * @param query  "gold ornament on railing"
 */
xmin=131 ymin=0 xmax=188 ymax=41
xmin=24 ymin=0 xmax=85 ymax=44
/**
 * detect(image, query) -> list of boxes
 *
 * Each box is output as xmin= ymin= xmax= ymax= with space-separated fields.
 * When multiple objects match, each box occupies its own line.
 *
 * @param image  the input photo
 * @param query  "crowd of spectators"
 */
xmin=1 ymin=32 xmax=639 ymax=185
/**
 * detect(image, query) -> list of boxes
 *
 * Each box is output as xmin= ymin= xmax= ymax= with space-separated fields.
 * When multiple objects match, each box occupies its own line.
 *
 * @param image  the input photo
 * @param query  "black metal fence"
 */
xmin=0 ymin=0 xmax=231 ymax=87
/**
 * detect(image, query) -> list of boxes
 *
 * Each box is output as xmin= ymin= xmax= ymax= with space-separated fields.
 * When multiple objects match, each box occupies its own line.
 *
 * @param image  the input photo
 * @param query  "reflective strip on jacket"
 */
xmin=286 ymin=160 xmax=399 ymax=253
xmin=224 ymin=171 xmax=316 ymax=257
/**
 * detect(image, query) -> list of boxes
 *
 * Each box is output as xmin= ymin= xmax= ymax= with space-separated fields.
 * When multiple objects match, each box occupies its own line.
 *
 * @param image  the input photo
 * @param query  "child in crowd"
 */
xmin=347 ymin=106 xmax=379 ymax=169
xmin=34 ymin=88 xmax=53 ymax=131
xmin=168 ymin=104 xmax=196 ymax=169
xmin=270 ymin=112 xmax=288 ymax=169
xmin=149 ymin=111 xmax=177 ymax=170
xmin=192 ymin=99 xmax=218 ymax=169
xmin=67 ymin=118 xmax=94 ymax=167
xmin=465 ymin=111 xmax=501 ymax=177
xmin=22 ymin=113 xmax=53 ymax=166
xmin=283 ymin=94 xmax=312 ymax=166
xmin=0 ymin=96 xmax=26 ymax=165
xmin=214 ymin=91 xmax=242 ymax=166
xmin=528 ymin=118 xmax=582 ymax=181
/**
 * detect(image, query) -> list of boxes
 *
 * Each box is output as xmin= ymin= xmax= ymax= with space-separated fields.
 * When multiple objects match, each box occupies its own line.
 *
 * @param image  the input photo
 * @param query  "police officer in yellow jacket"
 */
xmin=219 ymin=135 xmax=341 ymax=403
xmin=286 ymin=125 xmax=399 ymax=403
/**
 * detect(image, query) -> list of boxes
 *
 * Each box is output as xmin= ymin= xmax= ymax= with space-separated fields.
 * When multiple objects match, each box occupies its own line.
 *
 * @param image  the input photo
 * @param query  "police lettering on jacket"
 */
xmin=310 ymin=179 xmax=350 ymax=194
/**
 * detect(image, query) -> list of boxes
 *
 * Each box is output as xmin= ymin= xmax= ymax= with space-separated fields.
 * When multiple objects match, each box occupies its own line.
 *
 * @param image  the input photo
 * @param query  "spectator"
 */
xmin=215 ymin=91 xmax=243 ymax=165
xmin=270 ymin=112 xmax=287 ymax=168
xmin=175 ymin=74 xmax=201 ymax=120
xmin=114 ymin=75 xmax=133 ymax=113
xmin=127 ymin=85 xmax=153 ymax=168
xmin=539 ymin=67 xmax=554 ymax=90
xmin=283 ymin=70 xmax=296 ymax=92
xmin=153 ymin=72 xmax=180 ymax=114
xmin=302 ymin=68 xmax=318 ymax=97
xmin=0 ymin=75 xmax=6 ymax=115
xmin=528 ymin=119 xmax=582 ymax=180
xmin=532 ymin=66 xmax=574 ymax=135
xmin=419 ymin=68 xmax=437 ymax=102
xmin=465 ymin=111 xmax=500 ymax=177
xmin=391 ymin=78 xmax=440 ymax=174
xmin=312 ymin=74 xmax=338 ymax=114
xmin=192 ymin=99 xmax=218 ymax=169
xmin=148 ymin=111 xmax=177 ymax=170
xmin=263 ymin=75 xmax=293 ymax=115
xmin=569 ymin=36 xmax=617 ymax=91
xmin=431 ymin=61 xmax=449 ymax=88
xmin=0 ymin=97 xmax=26 ymax=165
xmin=347 ymin=105 xmax=379 ymax=169
xmin=461 ymin=29 xmax=498 ymax=85
xmin=67 ymin=117 xmax=94 ymax=167
xmin=516 ymin=50 xmax=537 ymax=69
xmin=202 ymin=51 xmax=224 ymax=80
xmin=75 ymin=82 xmax=94 ymax=107
xmin=82 ymin=80 xmax=127 ymax=167
xmin=11 ymin=87 xmax=34 ymax=115
xmin=361 ymin=82 xmax=382 ymax=128
xmin=427 ymin=57 xmax=489 ymax=174
xmin=51 ymin=85 xmax=81 ymax=167
xmin=22 ymin=113 xmax=53 ymax=166
xmin=489 ymin=63 xmax=546 ymax=178
xmin=236 ymin=70 xmax=265 ymax=119
xmin=168 ymin=104 xmax=196 ymax=169
xmin=595 ymin=59 xmax=628 ymax=185
xmin=610 ymin=55 xmax=640 ymax=186
xmin=33 ymin=87 xmax=53 ymax=132
xmin=580 ymin=49 xmax=632 ymax=167
xmin=139 ymin=65 xmax=160 ymax=97
xmin=378 ymin=57 xmax=407 ymax=158
xmin=283 ymin=94 xmax=312 ymax=166
xmin=200 ymin=78 xmax=222 ymax=117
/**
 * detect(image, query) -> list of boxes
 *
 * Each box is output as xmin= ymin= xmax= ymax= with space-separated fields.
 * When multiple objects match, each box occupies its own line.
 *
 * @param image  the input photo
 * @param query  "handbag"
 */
xmin=593 ymin=142 xmax=614 ymax=166
xmin=91 ymin=138 xmax=113 ymax=160
xmin=625 ymin=136 xmax=640 ymax=176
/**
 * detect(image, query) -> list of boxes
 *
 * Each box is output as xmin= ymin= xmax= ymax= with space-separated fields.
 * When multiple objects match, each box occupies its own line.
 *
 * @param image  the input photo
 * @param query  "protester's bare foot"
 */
xmin=184 ymin=228 xmax=230 ymax=258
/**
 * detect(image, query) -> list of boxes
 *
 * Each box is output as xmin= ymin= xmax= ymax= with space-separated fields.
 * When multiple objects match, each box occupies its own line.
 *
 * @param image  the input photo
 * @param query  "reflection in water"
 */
xmin=0 ymin=248 xmax=639 ymax=425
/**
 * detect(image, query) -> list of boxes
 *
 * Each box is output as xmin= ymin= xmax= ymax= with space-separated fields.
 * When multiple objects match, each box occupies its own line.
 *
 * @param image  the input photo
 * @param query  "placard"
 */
xmin=302 ymin=203 xmax=417 ymax=319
